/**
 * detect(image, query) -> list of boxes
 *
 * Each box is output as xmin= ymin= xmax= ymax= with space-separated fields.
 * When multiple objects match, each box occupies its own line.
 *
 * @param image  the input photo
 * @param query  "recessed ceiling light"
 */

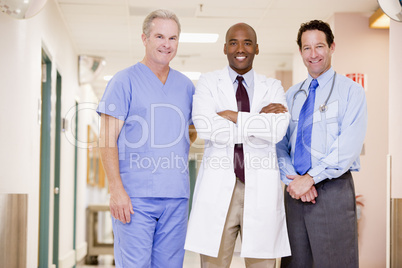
xmin=179 ymin=33 xmax=219 ymax=43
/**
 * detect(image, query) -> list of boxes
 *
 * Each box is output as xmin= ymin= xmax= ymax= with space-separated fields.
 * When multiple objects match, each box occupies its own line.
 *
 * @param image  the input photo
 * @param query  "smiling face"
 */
xmin=224 ymin=23 xmax=259 ymax=75
xmin=141 ymin=18 xmax=179 ymax=67
xmin=300 ymin=29 xmax=335 ymax=79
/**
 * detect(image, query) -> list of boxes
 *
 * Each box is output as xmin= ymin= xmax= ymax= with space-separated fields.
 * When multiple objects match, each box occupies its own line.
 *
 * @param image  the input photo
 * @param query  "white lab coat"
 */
xmin=185 ymin=67 xmax=291 ymax=258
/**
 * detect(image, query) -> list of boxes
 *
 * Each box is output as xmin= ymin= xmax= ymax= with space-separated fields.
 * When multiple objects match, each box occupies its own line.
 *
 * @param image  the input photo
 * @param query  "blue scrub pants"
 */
xmin=112 ymin=197 xmax=189 ymax=268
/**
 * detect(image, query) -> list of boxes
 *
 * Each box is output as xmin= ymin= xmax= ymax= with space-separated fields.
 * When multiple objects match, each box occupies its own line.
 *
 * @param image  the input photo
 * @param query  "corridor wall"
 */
xmin=0 ymin=0 xmax=101 ymax=266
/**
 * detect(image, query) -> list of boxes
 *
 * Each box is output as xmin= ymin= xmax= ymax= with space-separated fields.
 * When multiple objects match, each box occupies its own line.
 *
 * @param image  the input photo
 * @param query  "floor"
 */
xmin=80 ymin=218 xmax=252 ymax=267
xmin=77 ymin=251 xmax=249 ymax=268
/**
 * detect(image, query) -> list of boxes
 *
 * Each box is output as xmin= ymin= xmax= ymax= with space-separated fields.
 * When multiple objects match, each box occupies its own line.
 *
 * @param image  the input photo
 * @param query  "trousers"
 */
xmin=281 ymin=171 xmax=358 ymax=268
xmin=201 ymin=179 xmax=276 ymax=268
xmin=112 ymin=197 xmax=188 ymax=268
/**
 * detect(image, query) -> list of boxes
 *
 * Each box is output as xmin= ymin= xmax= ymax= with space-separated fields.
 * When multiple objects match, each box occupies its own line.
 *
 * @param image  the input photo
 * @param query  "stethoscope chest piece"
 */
xmin=319 ymin=104 xmax=327 ymax=113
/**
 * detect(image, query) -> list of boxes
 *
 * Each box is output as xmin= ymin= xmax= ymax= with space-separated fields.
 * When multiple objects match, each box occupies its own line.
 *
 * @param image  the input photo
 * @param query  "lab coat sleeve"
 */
xmin=237 ymin=79 xmax=291 ymax=144
xmin=276 ymin=88 xmax=297 ymax=185
xmin=307 ymin=84 xmax=367 ymax=184
xmin=192 ymin=74 xmax=239 ymax=145
xmin=276 ymin=128 xmax=298 ymax=185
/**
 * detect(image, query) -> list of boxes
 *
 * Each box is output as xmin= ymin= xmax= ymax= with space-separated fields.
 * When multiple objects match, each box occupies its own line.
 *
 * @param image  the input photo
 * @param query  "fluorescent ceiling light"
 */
xmin=103 ymin=75 xmax=113 ymax=81
xmin=369 ymin=8 xmax=390 ymax=29
xmin=179 ymin=33 xmax=219 ymax=43
xmin=182 ymin=72 xmax=201 ymax=81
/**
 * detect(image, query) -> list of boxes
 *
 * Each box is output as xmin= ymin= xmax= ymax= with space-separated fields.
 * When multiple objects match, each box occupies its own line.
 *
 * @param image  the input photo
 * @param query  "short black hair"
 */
xmin=296 ymin=20 xmax=334 ymax=49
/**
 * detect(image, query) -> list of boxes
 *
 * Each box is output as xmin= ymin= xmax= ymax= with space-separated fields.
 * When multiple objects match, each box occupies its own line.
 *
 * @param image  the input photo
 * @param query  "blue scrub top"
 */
xmin=97 ymin=62 xmax=195 ymax=198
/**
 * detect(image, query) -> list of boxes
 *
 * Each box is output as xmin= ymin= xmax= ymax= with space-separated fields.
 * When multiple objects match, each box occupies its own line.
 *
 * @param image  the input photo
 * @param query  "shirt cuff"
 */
xmin=281 ymin=176 xmax=293 ymax=185
xmin=307 ymin=165 xmax=326 ymax=184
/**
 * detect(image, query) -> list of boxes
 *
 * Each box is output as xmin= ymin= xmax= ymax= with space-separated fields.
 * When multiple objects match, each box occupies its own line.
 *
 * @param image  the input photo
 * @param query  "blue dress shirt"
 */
xmin=276 ymin=67 xmax=367 ymax=185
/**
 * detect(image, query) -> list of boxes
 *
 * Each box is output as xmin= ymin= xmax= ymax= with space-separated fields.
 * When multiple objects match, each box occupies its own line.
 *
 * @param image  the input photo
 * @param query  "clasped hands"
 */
xmin=286 ymin=173 xmax=318 ymax=203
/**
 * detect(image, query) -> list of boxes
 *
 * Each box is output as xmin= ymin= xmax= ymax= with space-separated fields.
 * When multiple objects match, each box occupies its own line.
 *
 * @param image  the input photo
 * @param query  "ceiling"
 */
xmin=55 ymin=0 xmax=379 ymax=99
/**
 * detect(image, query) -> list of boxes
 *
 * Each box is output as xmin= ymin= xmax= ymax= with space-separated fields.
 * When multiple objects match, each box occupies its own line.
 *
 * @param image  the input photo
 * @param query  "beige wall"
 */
xmin=275 ymin=70 xmax=293 ymax=91
xmin=0 ymin=0 xmax=104 ymax=266
xmin=389 ymin=20 xmax=402 ymax=198
xmin=331 ymin=13 xmax=389 ymax=268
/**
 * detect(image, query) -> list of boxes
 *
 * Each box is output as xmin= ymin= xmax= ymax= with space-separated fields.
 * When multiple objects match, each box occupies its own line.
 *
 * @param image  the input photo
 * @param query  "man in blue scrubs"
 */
xmin=277 ymin=20 xmax=367 ymax=268
xmin=97 ymin=9 xmax=196 ymax=267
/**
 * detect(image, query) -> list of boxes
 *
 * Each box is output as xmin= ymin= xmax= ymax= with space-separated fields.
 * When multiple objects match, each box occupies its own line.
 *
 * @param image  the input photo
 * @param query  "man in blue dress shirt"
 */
xmin=277 ymin=20 xmax=367 ymax=268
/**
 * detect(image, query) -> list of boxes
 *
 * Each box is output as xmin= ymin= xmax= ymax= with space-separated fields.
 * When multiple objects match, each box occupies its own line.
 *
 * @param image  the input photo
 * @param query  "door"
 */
xmin=52 ymin=72 xmax=62 ymax=268
xmin=73 ymin=101 xmax=79 ymax=268
xmin=38 ymin=50 xmax=52 ymax=268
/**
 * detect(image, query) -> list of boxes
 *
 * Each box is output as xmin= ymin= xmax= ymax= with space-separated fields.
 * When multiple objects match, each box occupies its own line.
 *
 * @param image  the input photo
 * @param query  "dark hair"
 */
xmin=296 ymin=20 xmax=334 ymax=49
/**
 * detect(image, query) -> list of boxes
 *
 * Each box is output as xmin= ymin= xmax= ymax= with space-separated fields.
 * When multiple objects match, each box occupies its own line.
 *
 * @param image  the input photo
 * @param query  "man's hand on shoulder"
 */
xmin=260 ymin=103 xmax=288 ymax=114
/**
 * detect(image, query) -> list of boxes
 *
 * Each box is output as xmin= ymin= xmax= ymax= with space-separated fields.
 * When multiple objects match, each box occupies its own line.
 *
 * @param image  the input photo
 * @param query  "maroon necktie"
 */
xmin=234 ymin=76 xmax=250 ymax=183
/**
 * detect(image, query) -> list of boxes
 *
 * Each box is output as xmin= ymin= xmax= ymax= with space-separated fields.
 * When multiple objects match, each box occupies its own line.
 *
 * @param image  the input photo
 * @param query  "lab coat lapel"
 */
xmin=250 ymin=73 xmax=268 ymax=113
xmin=217 ymin=67 xmax=238 ymax=112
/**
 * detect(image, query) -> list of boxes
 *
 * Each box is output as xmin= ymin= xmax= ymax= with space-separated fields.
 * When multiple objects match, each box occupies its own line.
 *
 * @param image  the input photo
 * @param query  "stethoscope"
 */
xmin=290 ymin=72 xmax=336 ymax=118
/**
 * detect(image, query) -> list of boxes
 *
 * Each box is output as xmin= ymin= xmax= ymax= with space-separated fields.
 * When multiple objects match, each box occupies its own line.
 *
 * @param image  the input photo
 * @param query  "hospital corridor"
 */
xmin=1 ymin=0 xmax=402 ymax=267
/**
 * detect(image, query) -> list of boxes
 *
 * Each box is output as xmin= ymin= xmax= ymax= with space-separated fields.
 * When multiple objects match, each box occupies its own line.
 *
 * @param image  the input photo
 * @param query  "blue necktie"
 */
xmin=294 ymin=79 xmax=318 ymax=175
xmin=234 ymin=76 xmax=250 ymax=183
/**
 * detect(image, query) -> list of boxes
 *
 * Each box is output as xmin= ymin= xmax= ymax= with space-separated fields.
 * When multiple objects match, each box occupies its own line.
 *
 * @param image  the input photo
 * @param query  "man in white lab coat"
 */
xmin=185 ymin=23 xmax=291 ymax=268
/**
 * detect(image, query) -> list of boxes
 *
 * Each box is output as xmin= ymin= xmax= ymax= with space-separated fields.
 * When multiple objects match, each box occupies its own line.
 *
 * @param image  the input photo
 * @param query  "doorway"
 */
xmin=52 ymin=71 xmax=62 ymax=268
xmin=38 ymin=50 xmax=52 ymax=268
